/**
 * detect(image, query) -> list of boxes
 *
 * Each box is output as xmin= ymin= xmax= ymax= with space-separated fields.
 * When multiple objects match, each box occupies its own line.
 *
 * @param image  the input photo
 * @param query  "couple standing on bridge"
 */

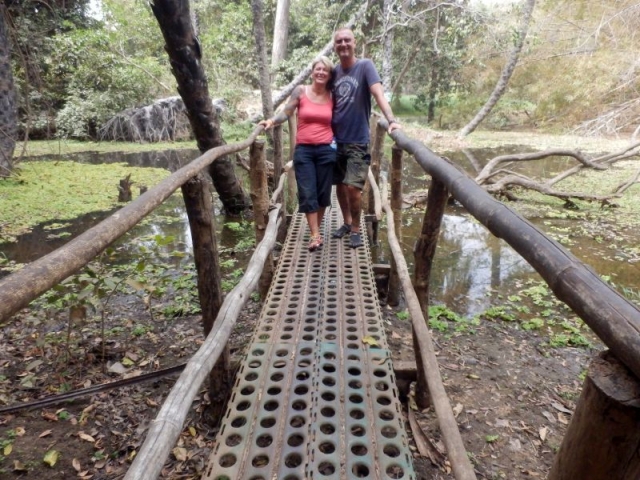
xmin=261 ymin=27 xmax=402 ymax=252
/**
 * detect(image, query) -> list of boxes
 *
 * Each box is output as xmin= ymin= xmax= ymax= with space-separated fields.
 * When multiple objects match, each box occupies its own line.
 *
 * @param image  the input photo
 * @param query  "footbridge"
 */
xmin=205 ymin=199 xmax=414 ymax=480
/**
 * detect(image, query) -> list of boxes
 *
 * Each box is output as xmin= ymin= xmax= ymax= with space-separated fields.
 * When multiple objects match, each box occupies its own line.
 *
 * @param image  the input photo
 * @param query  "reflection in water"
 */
xmin=374 ymin=210 xmax=532 ymax=316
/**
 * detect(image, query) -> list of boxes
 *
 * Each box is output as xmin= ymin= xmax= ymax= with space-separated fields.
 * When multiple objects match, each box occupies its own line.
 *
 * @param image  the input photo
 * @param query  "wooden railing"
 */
xmin=0 ymin=127 xmax=264 ymax=323
xmin=379 ymin=120 xmax=640 ymax=480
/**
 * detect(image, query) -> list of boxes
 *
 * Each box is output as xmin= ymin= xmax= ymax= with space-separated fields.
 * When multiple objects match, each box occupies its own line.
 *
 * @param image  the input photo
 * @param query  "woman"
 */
xmin=260 ymin=56 xmax=335 ymax=252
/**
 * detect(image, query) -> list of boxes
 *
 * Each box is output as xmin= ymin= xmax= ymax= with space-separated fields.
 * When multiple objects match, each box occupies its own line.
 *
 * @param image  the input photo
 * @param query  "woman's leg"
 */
xmin=294 ymin=146 xmax=322 ymax=249
xmin=316 ymin=145 xmax=337 ymax=233
xmin=305 ymin=211 xmax=319 ymax=237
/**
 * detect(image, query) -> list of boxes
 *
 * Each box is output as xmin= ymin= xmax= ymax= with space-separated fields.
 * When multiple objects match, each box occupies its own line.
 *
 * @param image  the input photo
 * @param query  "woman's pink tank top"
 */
xmin=296 ymin=87 xmax=333 ymax=145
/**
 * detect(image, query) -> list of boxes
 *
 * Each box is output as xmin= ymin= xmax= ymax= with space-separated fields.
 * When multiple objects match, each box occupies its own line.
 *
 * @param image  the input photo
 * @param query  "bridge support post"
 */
xmin=388 ymin=144 xmax=403 ymax=306
xmin=250 ymin=139 xmax=274 ymax=298
xmin=548 ymin=350 xmax=640 ymax=480
xmin=412 ymin=177 xmax=448 ymax=409
xmin=286 ymin=116 xmax=297 ymax=217
xmin=181 ymin=174 xmax=230 ymax=419
xmin=366 ymin=122 xmax=386 ymax=245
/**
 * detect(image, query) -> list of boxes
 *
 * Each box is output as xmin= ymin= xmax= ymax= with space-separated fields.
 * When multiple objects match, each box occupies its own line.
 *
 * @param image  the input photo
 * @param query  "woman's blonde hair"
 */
xmin=312 ymin=55 xmax=334 ymax=75
xmin=311 ymin=56 xmax=334 ymax=90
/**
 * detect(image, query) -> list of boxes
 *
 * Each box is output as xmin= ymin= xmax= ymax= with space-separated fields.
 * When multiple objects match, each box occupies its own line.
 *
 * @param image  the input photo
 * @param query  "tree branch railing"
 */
xmin=384 ymin=123 xmax=640 ymax=381
xmin=0 ymin=126 xmax=265 ymax=324
xmin=374 ymin=119 xmax=640 ymax=480
xmin=124 ymin=205 xmax=283 ymax=480
xmin=0 ymin=124 xmax=288 ymax=480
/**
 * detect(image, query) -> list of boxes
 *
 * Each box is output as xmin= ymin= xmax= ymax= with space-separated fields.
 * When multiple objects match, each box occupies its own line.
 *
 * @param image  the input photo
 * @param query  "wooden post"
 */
xmin=387 ymin=144 xmax=403 ymax=306
xmin=548 ymin=350 xmax=640 ymax=480
xmin=181 ymin=174 xmax=229 ymax=419
xmin=286 ymin=115 xmax=297 ymax=216
xmin=412 ymin=178 xmax=448 ymax=408
xmin=250 ymin=140 xmax=273 ymax=298
xmin=367 ymin=122 xmax=386 ymax=243
xmin=413 ymin=178 xmax=448 ymax=316
xmin=272 ymin=124 xmax=288 ymax=243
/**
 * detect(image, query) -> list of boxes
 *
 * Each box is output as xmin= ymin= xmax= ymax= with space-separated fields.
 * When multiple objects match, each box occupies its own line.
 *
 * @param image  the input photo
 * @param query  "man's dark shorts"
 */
xmin=333 ymin=143 xmax=370 ymax=191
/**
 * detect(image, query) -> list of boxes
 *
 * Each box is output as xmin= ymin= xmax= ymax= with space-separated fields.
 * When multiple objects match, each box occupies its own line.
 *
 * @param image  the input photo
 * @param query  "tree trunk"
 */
xmin=381 ymin=0 xmax=394 ymax=91
xmin=150 ymin=0 xmax=233 ymax=419
xmin=458 ymin=0 xmax=536 ymax=138
xmin=427 ymin=60 xmax=438 ymax=124
xmin=150 ymin=0 xmax=250 ymax=214
xmin=271 ymin=0 xmax=290 ymax=70
xmin=548 ymin=350 xmax=640 ymax=480
xmin=251 ymin=0 xmax=274 ymax=123
xmin=0 ymin=5 xmax=16 ymax=178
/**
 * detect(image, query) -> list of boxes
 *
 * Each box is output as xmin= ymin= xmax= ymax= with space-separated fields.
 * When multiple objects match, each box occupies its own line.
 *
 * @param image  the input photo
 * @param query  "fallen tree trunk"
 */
xmin=98 ymin=96 xmax=226 ymax=143
xmin=475 ymin=143 xmax=640 ymax=203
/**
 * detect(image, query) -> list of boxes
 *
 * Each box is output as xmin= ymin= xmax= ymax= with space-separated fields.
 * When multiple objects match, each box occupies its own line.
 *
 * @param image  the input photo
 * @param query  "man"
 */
xmin=331 ymin=27 xmax=401 ymax=248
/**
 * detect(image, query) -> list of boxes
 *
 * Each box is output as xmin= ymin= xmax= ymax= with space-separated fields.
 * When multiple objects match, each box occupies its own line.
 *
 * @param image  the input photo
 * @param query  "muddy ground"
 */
xmin=0 ymin=285 xmax=601 ymax=480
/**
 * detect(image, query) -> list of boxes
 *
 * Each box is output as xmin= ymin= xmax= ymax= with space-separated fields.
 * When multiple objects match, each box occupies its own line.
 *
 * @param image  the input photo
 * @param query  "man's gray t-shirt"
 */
xmin=331 ymin=59 xmax=381 ymax=144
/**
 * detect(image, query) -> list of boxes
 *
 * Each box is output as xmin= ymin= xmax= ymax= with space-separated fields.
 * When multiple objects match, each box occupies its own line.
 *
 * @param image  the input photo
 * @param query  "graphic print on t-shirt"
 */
xmin=334 ymin=76 xmax=359 ymax=107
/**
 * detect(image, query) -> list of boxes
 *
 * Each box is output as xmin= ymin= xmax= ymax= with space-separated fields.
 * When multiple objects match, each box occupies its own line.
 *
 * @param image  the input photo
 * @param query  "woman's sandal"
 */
xmin=308 ymin=234 xmax=323 ymax=252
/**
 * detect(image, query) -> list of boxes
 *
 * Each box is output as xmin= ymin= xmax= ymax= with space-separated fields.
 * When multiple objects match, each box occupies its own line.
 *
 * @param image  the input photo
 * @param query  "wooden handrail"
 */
xmin=0 ymin=127 xmax=264 ymax=323
xmin=387 ymin=124 xmax=640 ymax=381
xmin=380 ymin=176 xmax=477 ymax=480
xmin=124 ymin=206 xmax=282 ymax=480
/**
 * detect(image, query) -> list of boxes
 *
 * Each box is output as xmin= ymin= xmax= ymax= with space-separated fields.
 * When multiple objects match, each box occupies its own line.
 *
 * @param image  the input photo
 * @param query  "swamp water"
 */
xmin=1 ymin=146 xmax=638 ymax=321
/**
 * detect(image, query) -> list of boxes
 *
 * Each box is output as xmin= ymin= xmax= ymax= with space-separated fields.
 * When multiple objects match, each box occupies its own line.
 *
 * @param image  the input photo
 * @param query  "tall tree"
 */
xmin=0 ymin=5 xmax=16 ymax=177
xmin=150 ymin=0 xmax=245 ymax=416
xmin=381 ymin=0 xmax=394 ymax=91
xmin=271 ymin=0 xmax=290 ymax=70
xmin=458 ymin=0 xmax=536 ymax=138
xmin=6 ymin=0 xmax=94 ymax=139
xmin=151 ymin=1 xmax=250 ymax=214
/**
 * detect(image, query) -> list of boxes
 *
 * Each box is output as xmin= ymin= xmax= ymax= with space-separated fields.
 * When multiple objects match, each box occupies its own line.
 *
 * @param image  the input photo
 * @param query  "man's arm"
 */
xmin=370 ymin=83 xmax=401 ymax=133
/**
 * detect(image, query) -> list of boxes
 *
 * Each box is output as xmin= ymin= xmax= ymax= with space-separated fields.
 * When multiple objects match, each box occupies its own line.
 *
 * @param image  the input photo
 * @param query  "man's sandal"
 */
xmin=349 ymin=232 xmax=362 ymax=249
xmin=332 ymin=223 xmax=351 ymax=239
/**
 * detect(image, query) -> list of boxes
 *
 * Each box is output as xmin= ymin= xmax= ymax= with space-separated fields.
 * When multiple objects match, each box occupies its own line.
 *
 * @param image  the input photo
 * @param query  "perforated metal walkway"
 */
xmin=205 ymin=196 xmax=415 ymax=480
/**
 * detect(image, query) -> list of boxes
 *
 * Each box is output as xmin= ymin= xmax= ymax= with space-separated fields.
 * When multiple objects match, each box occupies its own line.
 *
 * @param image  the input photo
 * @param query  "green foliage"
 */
xmin=485 ymin=434 xmax=500 ymax=443
xmin=51 ymin=6 xmax=171 ymax=139
xmin=396 ymin=310 xmax=410 ymax=321
xmin=9 ymin=0 xmax=172 ymax=140
xmin=429 ymin=304 xmax=464 ymax=323
xmin=429 ymin=317 xmax=449 ymax=332
xmin=477 ymin=306 xmax=515 ymax=322
xmin=0 ymin=161 xmax=169 ymax=243
xmin=196 ymin=1 xmax=257 ymax=91
xmin=521 ymin=317 xmax=544 ymax=331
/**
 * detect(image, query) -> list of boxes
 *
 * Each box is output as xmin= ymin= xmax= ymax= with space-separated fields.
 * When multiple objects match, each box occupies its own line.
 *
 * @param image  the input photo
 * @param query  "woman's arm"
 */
xmin=260 ymin=86 xmax=303 ymax=129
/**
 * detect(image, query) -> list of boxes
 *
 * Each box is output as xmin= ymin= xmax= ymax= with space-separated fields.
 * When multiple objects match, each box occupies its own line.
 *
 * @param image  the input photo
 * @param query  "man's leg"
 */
xmin=332 ymin=146 xmax=352 ymax=238
xmin=337 ymin=183 xmax=352 ymax=226
xmin=332 ymin=183 xmax=352 ymax=238
xmin=347 ymin=185 xmax=362 ymax=233
xmin=347 ymin=185 xmax=364 ymax=248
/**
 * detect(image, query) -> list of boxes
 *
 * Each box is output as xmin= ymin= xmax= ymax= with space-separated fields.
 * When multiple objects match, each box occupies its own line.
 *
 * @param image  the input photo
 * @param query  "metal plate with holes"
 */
xmin=205 ymin=193 xmax=415 ymax=480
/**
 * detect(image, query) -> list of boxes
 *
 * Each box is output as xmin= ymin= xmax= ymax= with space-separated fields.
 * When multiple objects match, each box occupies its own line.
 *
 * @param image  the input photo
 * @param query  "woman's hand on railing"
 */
xmin=259 ymin=119 xmax=275 ymax=130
